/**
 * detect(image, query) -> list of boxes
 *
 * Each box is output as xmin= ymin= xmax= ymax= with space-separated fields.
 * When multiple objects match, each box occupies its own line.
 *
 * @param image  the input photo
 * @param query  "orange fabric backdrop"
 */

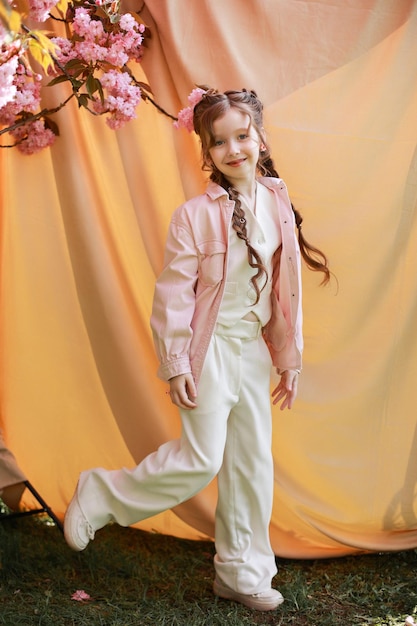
xmin=1 ymin=0 xmax=417 ymax=557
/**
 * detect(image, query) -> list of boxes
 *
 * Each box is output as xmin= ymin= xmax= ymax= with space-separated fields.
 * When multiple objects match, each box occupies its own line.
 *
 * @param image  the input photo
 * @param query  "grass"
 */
xmin=0 ymin=513 xmax=416 ymax=626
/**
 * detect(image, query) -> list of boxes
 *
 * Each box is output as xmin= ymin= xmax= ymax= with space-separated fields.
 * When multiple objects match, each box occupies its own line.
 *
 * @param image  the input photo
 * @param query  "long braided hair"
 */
xmin=193 ymin=88 xmax=331 ymax=302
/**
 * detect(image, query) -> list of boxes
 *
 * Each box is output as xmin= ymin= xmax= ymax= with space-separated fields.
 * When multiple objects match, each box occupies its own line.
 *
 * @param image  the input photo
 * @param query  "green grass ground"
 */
xmin=0 ymin=515 xmax=416 ymax=625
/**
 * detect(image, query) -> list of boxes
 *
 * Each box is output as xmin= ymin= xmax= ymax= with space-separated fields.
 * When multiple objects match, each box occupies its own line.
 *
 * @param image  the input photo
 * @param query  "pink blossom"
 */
xmin=102 ymin=38 xmax=129 ymax=66
xmin=13 ymin=68 xmax=42 ymax=113
xmin=0 ymin=56 xmax=18 ymax=108
xmin=71 ymin=589 xmax=92 ymax=602
xmin=28 ymin=0 xmax=59 ymax=22
xmin=72 ymin=8 xmax=92 ymax=37
xmin=173 ymin=87 xmax=206 ymax=132
xmin=173 ymin=106 xmax=194 ymax=132
xmin=75 ymin=41 xmax=109 ymax=64
xmin=0 ymin=62 xmax=42 ymax=126
xmin=187 ymin=87 xmax=206 ymax=107
xmin=119 ymin=13 xmax=136 ymax=30
xmin=50 ymin=37 xmax=78 ymax=64
xmin=72 ymin=10 xmax=105 ymax=41
xmin=52 ymin=7 xmax=145 ymax=69
xmin=116 ymin=31 xmax=144 ymax=63
xmin=112 ymin=15 xmax=144 ymax=63
xmin=86 ymin=19 xmax=105 ymax=39
xmin=10 ymin=120 xmax=56 ymax=154
xmin=93 ymin=69 xmax=141 ymax=129
xmin=66 ymin=8 xmax=144 ymax=66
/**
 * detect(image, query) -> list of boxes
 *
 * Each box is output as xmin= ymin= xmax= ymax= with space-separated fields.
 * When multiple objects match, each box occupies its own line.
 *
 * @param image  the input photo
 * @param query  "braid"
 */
xmin=211 ymin=170 xmax=268 ymax=304
xmin=228 ymin=187 xmax=269 ymax=304
xmin=291 ymin=205 xmax=331 ymax=285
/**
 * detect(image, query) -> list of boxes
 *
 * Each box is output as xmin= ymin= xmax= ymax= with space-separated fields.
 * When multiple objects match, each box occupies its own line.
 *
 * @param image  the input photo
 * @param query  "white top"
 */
xmin=217 ymin=182 xmax=282 ymax=327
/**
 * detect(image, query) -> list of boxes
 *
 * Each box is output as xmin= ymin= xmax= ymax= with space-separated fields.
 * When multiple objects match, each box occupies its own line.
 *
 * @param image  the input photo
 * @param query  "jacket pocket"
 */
xmin=197 ymin=241 xmax=226 ymax=286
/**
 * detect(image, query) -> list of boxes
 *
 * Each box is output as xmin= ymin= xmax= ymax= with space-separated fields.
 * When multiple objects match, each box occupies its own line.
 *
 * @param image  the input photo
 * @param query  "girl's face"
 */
xmin=208 ymin=108 xmax=261 ymax=187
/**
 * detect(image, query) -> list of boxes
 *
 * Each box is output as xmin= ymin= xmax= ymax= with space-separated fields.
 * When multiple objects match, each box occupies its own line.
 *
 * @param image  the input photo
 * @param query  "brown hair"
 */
xmin=193 ymin=88 xmax=331 ymax=300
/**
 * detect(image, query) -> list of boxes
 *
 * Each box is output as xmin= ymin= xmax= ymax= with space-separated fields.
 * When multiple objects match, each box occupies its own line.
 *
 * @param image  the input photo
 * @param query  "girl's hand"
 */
xmin=272 ymin=370 xmax=299 ymax=410
xmin=168 ymin=373 xmax=198 ymax=409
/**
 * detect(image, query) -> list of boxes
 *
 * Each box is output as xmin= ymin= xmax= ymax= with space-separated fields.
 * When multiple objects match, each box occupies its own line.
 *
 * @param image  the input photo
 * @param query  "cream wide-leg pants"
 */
xmin=76 ymin=319 xmax=277 ymax=594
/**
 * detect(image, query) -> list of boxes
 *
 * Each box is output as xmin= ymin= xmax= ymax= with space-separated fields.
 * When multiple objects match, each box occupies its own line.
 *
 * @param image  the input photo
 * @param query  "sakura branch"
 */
xmin=0 ymin=0 xmax=176 ymax=154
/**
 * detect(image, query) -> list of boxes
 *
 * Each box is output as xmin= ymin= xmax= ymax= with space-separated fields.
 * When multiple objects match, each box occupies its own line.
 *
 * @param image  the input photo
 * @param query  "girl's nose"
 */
xmin=227 ymin=140 xmax=239 ymax=155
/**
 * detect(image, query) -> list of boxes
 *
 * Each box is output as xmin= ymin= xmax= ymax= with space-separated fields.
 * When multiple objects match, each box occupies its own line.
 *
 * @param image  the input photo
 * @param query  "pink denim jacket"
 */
xmin=151 ymin=177 xmax=303 ymax=386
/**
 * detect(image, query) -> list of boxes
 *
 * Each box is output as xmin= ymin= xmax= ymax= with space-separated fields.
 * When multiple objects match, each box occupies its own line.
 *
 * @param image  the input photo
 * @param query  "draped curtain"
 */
xmin=1 ymin=0 xmax=417 ymax=558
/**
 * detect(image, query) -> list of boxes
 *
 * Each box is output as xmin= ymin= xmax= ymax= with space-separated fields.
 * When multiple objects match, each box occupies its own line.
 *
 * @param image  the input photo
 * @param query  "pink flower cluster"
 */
xmin=52 ymin=7 xmax=145 ymax=67
xmin=1 ymin=0 xmax=58 ymax=24
xmin=0 ymin=56 xmax=19 ymax=109
xmin=0 ymin=63 xmax=41 ymax=123
xmin=9 ymin=119 xmax=56 ymax=154
xmin=92 ymin=69 xmax=141 ymax=129
xmin=51 ymin=6 xmax=146 ymax=128
xmin=28 ymin=0 xmax=59 ymax=22
xmin=52 ymin=7 xmax=144 ymax=66
xmin=0 ymin=62 xmax=56 ymax=153
xmin=173 ymin=87 xmax=206 ymax=132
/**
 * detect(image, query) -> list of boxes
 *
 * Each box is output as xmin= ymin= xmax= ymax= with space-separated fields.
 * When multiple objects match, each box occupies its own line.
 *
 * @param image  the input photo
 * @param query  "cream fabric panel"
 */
xmin=265 ymin=13 xmax=417 ymax=556
xmin=1 ymin=0 xmax=416 ymax=555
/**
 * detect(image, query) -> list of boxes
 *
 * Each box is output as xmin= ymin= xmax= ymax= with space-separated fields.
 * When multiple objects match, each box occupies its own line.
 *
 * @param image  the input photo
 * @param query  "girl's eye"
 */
xmin=214 ymin=140 xmax=224 ymax=146
xmin=238 ymin=134 xmax=248 ymax=140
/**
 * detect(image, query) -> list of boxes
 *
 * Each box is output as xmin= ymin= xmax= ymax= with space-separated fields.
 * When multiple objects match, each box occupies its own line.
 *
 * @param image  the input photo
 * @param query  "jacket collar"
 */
xmin=205 ymin=177 xmax=284 ymax=201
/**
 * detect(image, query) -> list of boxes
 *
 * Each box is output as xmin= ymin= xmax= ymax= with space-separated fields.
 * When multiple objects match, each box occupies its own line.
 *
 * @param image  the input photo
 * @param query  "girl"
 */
xmin=64 ymin=88 xmax=330 ymax=612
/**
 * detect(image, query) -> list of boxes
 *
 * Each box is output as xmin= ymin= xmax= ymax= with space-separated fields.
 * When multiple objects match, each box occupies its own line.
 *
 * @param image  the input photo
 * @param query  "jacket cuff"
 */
xmin=277 ymin=367 xmax=301 ymax=375
xmin=158 ymin=356 xmax=192 ymax=382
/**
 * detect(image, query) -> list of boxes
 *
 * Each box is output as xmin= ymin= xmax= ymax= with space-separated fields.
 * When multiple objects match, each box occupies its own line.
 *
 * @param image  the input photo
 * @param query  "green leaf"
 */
xmin=85 ymin=73 xmax=100 ymax=97
xmin=65 ymin=59 xmax=86 ymax=71
xmin=43 ymin=116 xmax=60 ymax=136
xmin=72 ymin=67 xmax=88 ymax=79
xmin=96 ymin=80 xmax=105 ymax=105
xmin=77 ymin=94 xmax=89 ymax=108
xmin=47 ymin=75 xmax=69 ymax=87
xmin=137 ymin=81 xmax=152 ymax=93
xmin=71 ymin=79 xmax=83 ymax=91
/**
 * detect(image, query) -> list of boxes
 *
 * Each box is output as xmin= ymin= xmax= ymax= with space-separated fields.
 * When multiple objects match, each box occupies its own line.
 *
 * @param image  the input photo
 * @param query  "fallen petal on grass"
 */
xmin=71 ymin=589 xmax=92 ymax=602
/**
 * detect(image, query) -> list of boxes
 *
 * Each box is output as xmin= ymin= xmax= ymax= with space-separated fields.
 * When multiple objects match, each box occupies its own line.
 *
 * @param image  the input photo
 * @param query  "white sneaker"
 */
xmin=213 ymin=577 xmax=284 ymax=611
xmin=64 ymin=488 xmax=95 ymax=551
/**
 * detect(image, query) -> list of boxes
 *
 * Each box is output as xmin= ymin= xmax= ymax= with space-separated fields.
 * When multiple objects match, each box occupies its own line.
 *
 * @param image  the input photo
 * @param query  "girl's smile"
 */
xmin=227 ymin=158 xmax=246 ymax=167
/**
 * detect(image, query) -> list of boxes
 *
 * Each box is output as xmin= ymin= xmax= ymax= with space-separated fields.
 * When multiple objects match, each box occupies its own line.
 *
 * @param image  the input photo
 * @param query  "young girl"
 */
xmin=64 ymin=88 xmax=330 ymax=612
